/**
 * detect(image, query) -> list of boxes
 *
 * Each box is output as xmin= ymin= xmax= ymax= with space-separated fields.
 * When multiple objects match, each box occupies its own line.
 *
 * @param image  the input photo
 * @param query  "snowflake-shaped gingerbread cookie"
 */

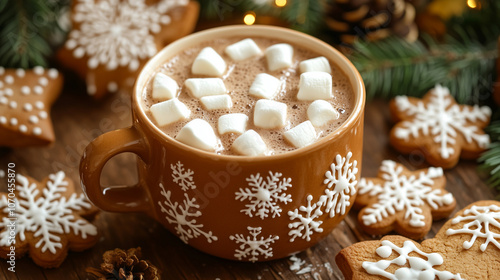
xmin=390 ymin=84 xmax=491 ymax=169
xmin=336 ymin=200 xmax=500 ymax=280
xmin=0 ymin=171 xmax=99 ymax=268
xmin=0 ymin=67 xmax=62 ymax=147
xmin=356 ymin=160 xmax=456 ymax=239
xmin=57 ymin=0 xmax=199 ymax=99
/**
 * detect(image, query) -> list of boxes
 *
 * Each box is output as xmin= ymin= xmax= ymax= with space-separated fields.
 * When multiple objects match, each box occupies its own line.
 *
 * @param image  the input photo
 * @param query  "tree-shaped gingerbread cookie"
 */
xmin=0 ymin=67 xmax=62 ymax=147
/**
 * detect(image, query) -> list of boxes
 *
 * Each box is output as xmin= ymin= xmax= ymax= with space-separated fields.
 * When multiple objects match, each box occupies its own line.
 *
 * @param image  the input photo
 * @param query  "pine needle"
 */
xmin=0 ymin=0 xmax=67 ymax=68
xmin=349 ymin=34 xmax=498 ymax=104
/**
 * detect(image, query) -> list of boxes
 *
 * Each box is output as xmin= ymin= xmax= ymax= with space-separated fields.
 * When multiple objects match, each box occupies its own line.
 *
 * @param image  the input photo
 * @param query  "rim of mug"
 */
xmin=133 ymin=25 xmax=365 ymax=162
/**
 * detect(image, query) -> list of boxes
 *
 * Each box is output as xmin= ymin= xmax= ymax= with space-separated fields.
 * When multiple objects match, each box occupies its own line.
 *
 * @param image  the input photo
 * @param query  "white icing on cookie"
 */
xmin=446 ymin=204 xmax=500 ymax=251
xmin=363 ymin=240 xmax=464 ymax=280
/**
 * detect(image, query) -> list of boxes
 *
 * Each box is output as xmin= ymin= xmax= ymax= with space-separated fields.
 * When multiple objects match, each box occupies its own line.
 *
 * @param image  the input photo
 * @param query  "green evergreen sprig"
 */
xmin=480 ymin=120 xmax=500 ymax=192
xmin=0 ymin=0 xmax=68 ymax=68
xmin=349 ymin=34 xmax=498 ymax=104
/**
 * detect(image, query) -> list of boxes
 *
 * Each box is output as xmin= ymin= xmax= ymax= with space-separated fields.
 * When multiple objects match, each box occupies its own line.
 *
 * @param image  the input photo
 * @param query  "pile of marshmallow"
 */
xmin=149 ymin=38 xmax=340 ymax=156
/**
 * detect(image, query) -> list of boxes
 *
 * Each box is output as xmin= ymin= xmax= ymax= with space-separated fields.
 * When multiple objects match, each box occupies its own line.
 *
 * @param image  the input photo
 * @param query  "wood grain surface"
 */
xmin=0 ymin=75 xmax=498 ymax=279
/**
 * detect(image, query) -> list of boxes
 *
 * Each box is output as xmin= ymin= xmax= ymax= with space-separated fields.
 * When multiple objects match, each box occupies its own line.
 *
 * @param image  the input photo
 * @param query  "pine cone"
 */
xmin=326 ymin=0 xmax=419 ymax=44
xmin=87 ymin=247 xmax=160 ymax=280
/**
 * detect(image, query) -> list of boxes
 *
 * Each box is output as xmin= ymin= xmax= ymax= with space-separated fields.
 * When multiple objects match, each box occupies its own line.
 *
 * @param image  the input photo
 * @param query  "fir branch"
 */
xmin=349 ymin=34 xmax=498 ymax=104
xmin=280 ymin=0 xmax=326 ymax=34
xmin=479 ymin=120 xmax=500 ymax=192
xmin=0 ymin=0 xmax=67 ymax=68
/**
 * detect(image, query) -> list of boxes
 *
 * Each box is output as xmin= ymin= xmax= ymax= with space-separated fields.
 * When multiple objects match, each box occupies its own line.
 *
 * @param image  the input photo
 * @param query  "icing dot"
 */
xmin=5 ymin=75 xmax=14 ymax=84
xmin=5 ymin=88 xmax=13 ymax=96
xmin=21 ymin=86 xmax=30 ymax=95
xmin=19 ymin=125 xmax=28 ymax=133
xmin=87 ymin=84 xmax=97 ymax=95
xmin=74 ymin=47 xmax=85 ymax=59
xmin=39 ymin=77 xmax=49 ymax=86
xmin=375 ymin=245 xmax=392 ymax=258
xmin=33 ymin=127 xmax=42 ymax=135
xmin=0 ymin=97 xmax=7 ymax=104
xmin=107 ymin=82 xmax=118 ymax=92
xmin=66 ymin=39 xmax=77 ymax=49
xmin=48 ymin=69 xmax=59 ymax=79
xmin=16 ymin=69 xmax=25 ymax=77
xmin=88 ymin=57 xmax=99 ymax=69
xmin=160 ymin=15 xmax=171 ymax=24
xmin=39 ymin=111 xmax=48 ymax=119
xmin=35 ymin=101 xmax=44 ymax=109
xmin=10 ymin=118 xmax=18 ymax=126
xmin=9 ymin=101 xmax=17 ymax=109
xmin=34 ymin=86 xmax=43 ymax=95
xmin=0 ymin=117 xmax=6 ymax=124
xmin=29 ymin=115 xmax=39 ymax=124
xmin=24 ymin=103 xmax=33 ymax=111
xmin=33 ymin=66 xmax=44 ymax=75
xmin=0 ymin=67 xmax=4 ymax=75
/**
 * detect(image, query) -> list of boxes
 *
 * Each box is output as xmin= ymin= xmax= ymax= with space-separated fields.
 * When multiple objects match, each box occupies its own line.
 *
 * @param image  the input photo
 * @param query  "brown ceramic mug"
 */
xmin=80 ymin=25 xmax=365 ymax=261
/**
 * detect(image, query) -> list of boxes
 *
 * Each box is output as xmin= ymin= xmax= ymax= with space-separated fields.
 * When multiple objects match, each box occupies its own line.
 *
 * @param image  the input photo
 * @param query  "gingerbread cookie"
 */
xmin=355 ymin=160 xmax=456 ymax=239
xmin=0 ymin=67 xmax=63 ymax=147
xmin=389 ymin=84 xmax=491 ymax=169
xmin=336 ymin=200 xmax=500 ymax=280
xmin=0 ymin=171 xmax=99 ymax=268
xmin=57 ymin=0 xmax=199 ymax=99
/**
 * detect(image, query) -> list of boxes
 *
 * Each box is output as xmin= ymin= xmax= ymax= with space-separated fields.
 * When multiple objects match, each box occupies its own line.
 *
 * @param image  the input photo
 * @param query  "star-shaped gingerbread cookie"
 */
xmin=336 ymin=200 xmax=500 ymax=280
xmin=355 ymin=160 xmax=456 ymax=239
xmin=389 ymin=84 xmax=491 ymax=169
xmin=0 ymin=67 xmax=62 ymax=147
xmin=57 ymin=0 xmax=199 ymax=99
xmin=0 ymin=171 xmax=99 ymax=268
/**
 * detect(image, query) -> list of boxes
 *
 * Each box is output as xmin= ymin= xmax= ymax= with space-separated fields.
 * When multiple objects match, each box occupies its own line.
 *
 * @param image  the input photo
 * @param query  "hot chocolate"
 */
xmin=141 ymin=36 xmax=354 ymax=156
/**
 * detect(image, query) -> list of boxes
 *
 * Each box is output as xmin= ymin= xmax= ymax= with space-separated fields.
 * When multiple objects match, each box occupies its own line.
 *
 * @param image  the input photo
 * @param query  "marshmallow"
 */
xmin=152 ymin=72 xmax=178 ymax=100
xmin=249 ymin=73 xmax=281 ymax=100
xmin=284 ymin=121 xmax=317 ymax=148
xmin=299 ymin=57 xmax=331 ymax=74
xmin=176 ymin=119 xmax=218 ymax=152
xmin=307 ymin=100 xmax=339 ymax=127
xmin=150 ymin=99 xmax=190 ymax=126
xmin=232 ymin=130 xmax=267 ymax=156
xmin=218 ymin=113 xmax=248 ymax=135
xmin=265 ymin=43 xmax=293 ymax=71
xmin=192 ymin=47 xmax=226 ymax=76
xmin=253 ymin=99 xmax=287 ymax=129
xmin=225 ymin=38 xmax=262 ymax=61
xmin=200 ymin=95 xmax=232 ymax=110
xmin=297 ymin=72 xmax=333 ymax=101
xmin=185 ymin=78 xmax=227 ymax=98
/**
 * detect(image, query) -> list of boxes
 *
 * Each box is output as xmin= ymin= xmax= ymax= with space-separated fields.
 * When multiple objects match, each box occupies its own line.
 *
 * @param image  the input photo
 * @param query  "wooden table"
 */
xmin=0 ymin=77 xmax=497 ymax=279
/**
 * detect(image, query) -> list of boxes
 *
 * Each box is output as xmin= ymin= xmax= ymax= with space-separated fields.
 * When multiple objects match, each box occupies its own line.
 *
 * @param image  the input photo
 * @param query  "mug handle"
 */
xmin=80 ymin=126 xmax=151 ymax=213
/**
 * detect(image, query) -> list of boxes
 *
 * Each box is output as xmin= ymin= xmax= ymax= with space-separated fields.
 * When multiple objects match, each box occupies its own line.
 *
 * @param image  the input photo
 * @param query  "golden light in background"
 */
xmin=244 ymin=12 xmax=256 ymax=25
xmin=467 ymin=0 xmax=477 ymax=8
xmin=275 ymin=0 xmax=287 ymax=7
